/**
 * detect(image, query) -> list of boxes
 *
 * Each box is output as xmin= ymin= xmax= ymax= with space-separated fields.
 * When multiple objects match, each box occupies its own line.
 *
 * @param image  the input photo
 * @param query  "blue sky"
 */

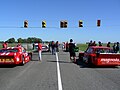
xmin=0 ymin=0 xmax=120 ymax=43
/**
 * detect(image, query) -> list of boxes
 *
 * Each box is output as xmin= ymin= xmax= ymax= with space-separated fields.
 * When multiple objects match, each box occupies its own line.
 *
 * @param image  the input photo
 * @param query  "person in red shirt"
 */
xmin=2 ymin=41 xmax=8 ymax=48
xmin=66 ymin=42 xmax=69 ymax=52
xmin=38 ymin=42 xmax=42 ymax=61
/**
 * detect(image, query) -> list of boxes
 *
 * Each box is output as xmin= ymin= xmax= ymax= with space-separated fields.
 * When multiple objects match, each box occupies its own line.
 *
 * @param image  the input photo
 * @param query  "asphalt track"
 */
xmin=0 ymin=49 xmax=120 ymax=90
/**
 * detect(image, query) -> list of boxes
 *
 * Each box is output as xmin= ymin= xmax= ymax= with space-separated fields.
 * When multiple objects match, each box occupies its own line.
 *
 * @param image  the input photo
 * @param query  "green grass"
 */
xmin=77 ymin=43 xmax=114 ymax=51
xmin=77 ymin=44 xmax=88 ymax=51
xmin=0 ymin=45 xmax=2 ymax=49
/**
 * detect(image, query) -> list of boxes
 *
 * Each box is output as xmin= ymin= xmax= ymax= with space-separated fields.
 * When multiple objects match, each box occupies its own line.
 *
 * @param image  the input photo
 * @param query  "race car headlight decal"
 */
xmin=16 ymin=57 xmax=19 ymax=61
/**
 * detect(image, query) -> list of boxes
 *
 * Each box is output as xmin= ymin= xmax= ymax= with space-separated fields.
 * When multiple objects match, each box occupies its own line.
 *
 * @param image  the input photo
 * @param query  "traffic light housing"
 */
xmin=42 ymin=21 xmax=46 ymax=28
xmin=60 ymin=21 xmax=64 ymax=28
xmin=24 ymin=20 xmax=28 ymax=28
xmin=64 ymin=21 xmax=67 ymax=28
xmin=97 ymin=20 xmax=101 ymax=27
xmin=60 ymin=20 xmax=67 ymax=28
xmin=79 ymin=20 xmax=83 ymax=27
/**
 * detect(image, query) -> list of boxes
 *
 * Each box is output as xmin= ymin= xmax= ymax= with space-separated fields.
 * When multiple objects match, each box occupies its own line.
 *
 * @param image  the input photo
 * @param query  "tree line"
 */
xmin=0 ymin=37 xmax=42 ymax=43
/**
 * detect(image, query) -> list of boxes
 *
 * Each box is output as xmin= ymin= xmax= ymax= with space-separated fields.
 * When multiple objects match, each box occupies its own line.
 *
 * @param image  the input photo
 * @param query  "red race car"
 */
xmin=79 ymin=46 xmax=120 ymax=66
xmin=0 ymin=47 xmax=32 ymax=65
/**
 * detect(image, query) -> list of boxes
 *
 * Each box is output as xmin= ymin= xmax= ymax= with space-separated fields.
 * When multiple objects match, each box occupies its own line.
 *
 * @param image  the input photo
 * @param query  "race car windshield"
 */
xmin=0 ymin=49 xmax=18 ymax=53
xmin=95 ymin=49 xmax=112 ymax=53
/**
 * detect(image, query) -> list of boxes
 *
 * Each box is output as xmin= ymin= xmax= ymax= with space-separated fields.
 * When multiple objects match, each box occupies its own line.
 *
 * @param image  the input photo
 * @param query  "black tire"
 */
xmin=88 ymin=56 xmax=94 ymax=67
xmin=88 ymin=57 xmax=92 ymax=64
xmin=79 ymin=54 xmax=83 ymax=61
xmin=28 ymin=53 xmax=32 ymax=60
xmin=21 ymin=56 xmax=25 ymax=66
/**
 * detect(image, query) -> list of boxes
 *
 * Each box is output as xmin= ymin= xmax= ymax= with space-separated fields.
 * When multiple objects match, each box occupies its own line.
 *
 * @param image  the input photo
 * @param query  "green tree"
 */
xmin=17 ymin=38 xmax=24 ymax=43
xmin=7 ymin=38 xmax=16 ymax=43
xmin=27 ymin=37 xmax=42 ymax=43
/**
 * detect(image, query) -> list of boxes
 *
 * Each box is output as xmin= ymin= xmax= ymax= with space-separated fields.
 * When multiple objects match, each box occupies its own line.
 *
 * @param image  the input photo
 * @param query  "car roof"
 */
xmin=90 ymin=46 xmax=111 ymax=49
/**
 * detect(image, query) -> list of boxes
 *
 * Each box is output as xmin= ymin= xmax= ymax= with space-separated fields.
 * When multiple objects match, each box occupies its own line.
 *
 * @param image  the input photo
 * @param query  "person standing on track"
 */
xmin=88 ymin=40 xmax=92 ymax=47
xmin=112 ymin=43 xmax=116 ymax=53
xmin=116 ymin=42 xmax=120 ymax=53
xmin=69 ymin=39 xmax=76 ymax=63
xmin=107 ymin=42 xmax=111 ymax=47
xmin=66 ymin=41 xmax=69 ymax=52
xmin=56 ymin=41 xmax=59 ymax=52
xmin=98 ymin=41 xmax=102 ymax=46
xmin=48 ymin=42 xmax=51 ymax=52
xmin=51 ymin=41 xmax=56 ymax=55
xmin=38 ymin=41 xmax=42 ymax=61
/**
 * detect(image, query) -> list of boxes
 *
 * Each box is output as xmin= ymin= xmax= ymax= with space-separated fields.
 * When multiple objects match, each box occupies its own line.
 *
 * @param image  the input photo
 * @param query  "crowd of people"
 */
xmin=48 ymin=41 xmax=59 ymax=55
xmin=27 ymin=40 xmax=120 ymax=64
xmin=88 ymin=40 xmax=120 ymax=53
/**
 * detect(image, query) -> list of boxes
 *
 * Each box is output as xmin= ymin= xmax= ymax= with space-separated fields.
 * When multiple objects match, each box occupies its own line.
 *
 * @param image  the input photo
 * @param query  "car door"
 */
xmin=83 ymin=47 xmax=93 ymax=62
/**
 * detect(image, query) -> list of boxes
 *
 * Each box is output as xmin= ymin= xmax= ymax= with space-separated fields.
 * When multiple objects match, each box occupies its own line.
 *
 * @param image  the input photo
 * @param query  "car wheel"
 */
xmin=28 ymin=53 xmax=32 ymax=60
xmin=21 ymin=56 xmax=25 ymax=65
xmin=88 ymin=56 xmax=94 ymax=67
xmin=79 ymin=54 xmax=83 ymax=61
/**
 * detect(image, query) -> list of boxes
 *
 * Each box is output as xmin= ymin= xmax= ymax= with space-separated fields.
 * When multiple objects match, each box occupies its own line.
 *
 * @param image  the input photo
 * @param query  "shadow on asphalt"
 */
xmin=0 ymin=65 xmax=16 ymax=68
xmin=75 ymin=59 xmax=90 ymax=68
xmin=42 ymin=53 xmax=53 ymax=55
xmin=33 ymin=52 xmax=52 ymax=55
xmin=47 ymin=60 xmax=72 ymax=63
xmin=31 ymin=60 xmax=39 ymax=61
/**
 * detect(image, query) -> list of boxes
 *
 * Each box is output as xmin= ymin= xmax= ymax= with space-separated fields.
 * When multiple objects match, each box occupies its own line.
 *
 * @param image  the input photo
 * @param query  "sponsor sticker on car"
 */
xmin=101 ymin=58 xmax=120 ymax=63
